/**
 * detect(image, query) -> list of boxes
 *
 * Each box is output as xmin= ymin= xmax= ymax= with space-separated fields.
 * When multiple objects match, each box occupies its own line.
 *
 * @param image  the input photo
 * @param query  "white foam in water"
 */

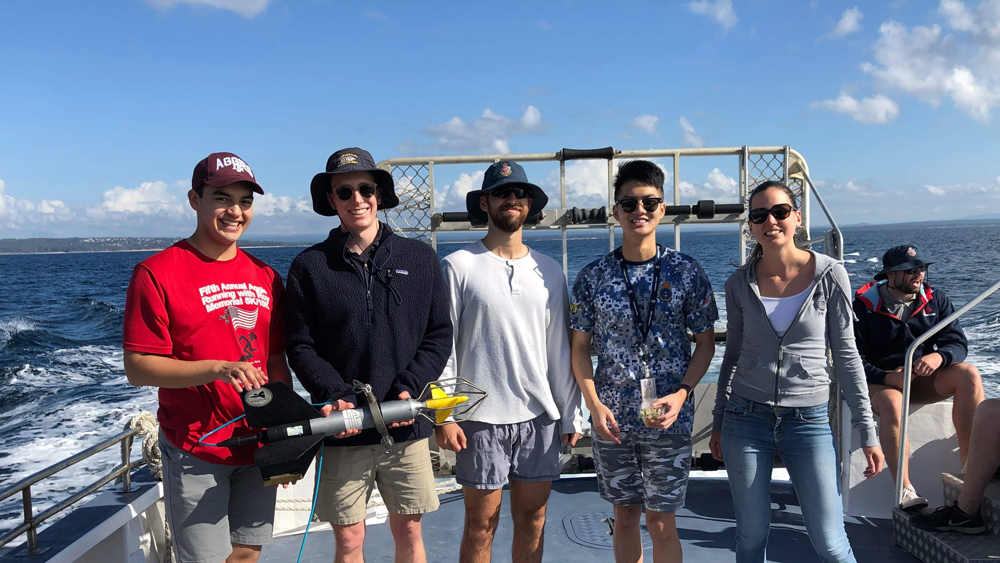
xmin=0 ymin=392 xmax=158 ymax=538
xmin=0 ymin=317 xmax=37 ymax=348
xmin=0 ymin=343 xmax=157 ymax=540
xmin=10 ymin=345 xmax=123 ymax=389
xmin=866 ymin=257 xmax=879 ymax=262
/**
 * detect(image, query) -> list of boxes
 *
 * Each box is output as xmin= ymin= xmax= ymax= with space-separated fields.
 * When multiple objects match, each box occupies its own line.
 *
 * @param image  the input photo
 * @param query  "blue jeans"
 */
xmin=721 ymin=395 xmax=855 ymax=563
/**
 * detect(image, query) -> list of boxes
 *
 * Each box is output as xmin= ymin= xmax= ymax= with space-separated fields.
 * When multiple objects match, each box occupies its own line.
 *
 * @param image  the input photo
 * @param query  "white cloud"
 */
xmin=435 ymin=170 xmax=485 ymax=211
xmin=860 ymin=16 xmax=1000 ymax=121
xmin=147 ymin=0 xmax=271 ymax=17
xmin=924 ymin=184 xmax=947 ymax=195
xmin=679 ymin=116 xmax=704 ymax=147
xmin=631 ymin=114 xmax=659 ymax=135
xmin=97 ymin=181 xmax=187 ymax=216
xmin=424 ymin=106 xmax=544 ymax=154
xmin=0 ymin=179 xmax=73 ymax=230
xmin=832 ymin=7 xmax=863 ymax=37
xmin=688 ymin=0 xmax=737 ymax=30
xmin=938 ymin=0 xmax=1000 ymax=39
xmin=939 ymin=0 xmax=977 ymax=31
xmin=703 ymin=168 xmax=738 ymax=198
xmin=558 ymin=160 xmax=613 ymax=208
xmin=813 ymin=93 xmax=900 ymax=123
xmin=521 ymin=105 xmax=542 ymax=129
xmin=252 ymin=193 xmax=311 ymax=216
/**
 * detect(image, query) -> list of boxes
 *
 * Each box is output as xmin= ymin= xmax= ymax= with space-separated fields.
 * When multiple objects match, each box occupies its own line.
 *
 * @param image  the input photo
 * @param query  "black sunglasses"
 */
xmin=617 ymin=197 xmax=663 ymax=213
xmin=748 ymin=203 xmax=794 ymax=224
xmin=488 ymin=186 xmax=530 ymax=200
xmin=333 ymin=183 xmax=378 ymax=201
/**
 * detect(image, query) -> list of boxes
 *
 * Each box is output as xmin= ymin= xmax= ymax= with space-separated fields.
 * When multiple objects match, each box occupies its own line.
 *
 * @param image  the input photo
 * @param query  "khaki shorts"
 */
xmin=316 ymin=438 xmax=439 ymax=525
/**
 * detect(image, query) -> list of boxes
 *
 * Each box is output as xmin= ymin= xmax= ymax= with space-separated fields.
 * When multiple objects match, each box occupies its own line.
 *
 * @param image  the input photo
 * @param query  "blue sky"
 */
xmin=2 ymin=0 xmax=1000 ymax=238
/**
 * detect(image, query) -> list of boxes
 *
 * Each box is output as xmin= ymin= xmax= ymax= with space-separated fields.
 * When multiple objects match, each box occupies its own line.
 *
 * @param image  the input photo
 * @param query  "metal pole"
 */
xmin=22 ymin=488 xmax=36 ymax=554
xmin=560 ymin=160 xmax=568 ymax=279
xmin=895 ymin=278 xmax=1000 ymax=506
xmin=673 ymin=153 xmax=680 ymax=251
xmin=608 ymin=159 xmax=615 ymax=252
xmin=121 ymin=434 xmax=133 ymax=493
xmin=739 ymin=147 xmax=749 ymax=265
xmin=428 ymin=162 xmax=437 ymax=250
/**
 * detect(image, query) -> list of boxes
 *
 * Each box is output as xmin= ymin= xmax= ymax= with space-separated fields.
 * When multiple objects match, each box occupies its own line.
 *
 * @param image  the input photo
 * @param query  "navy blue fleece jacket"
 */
xmin=853 ymin=280 xmax=967 ymax=385
xmin=285 ymin=223 xmax=452 ymax=446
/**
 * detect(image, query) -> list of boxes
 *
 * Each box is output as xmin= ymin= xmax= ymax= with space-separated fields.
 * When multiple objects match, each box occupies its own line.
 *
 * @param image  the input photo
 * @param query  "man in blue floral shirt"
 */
xmin=570 ymin=159 xmax=717 ymax=562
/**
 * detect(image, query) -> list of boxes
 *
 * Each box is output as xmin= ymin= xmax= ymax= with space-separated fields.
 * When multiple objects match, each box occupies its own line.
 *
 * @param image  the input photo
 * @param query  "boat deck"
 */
xmin=265 ymin=475 xmax=918 ymax=562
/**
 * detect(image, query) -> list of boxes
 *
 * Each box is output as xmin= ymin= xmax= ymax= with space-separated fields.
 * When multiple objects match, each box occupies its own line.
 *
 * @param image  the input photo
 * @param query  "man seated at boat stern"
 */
xmin=435 ymin=160 xmax=585 ymax=563
xmin=122 ymin=152 xmax=292 ymax=563
xmin=853 ymin=244 xmax=984 ymax=510
xmin=570 ymin=160 xmax=717 ymax=563
xmin=285 ymin=148 xmax=452 ymax=563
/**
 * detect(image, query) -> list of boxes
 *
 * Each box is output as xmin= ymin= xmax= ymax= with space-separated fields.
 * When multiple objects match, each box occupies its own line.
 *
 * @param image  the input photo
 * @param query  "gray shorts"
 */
xmin=592 ymin=431 xmax=692 ymax=513
xmin=456 ymin=415 xmax=561 ymax=489
xmin=159 ymin=433 xmax=275 ymax=563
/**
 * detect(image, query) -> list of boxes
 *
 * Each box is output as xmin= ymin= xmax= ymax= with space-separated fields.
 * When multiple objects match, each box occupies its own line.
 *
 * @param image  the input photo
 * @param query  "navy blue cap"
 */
xmin=875 ymin=244 xmax=935 ymax=280
xmin=465 ymin=161 xmax=548 ymax=225
xmin=310 ymin=147 xmax=398 ymax=216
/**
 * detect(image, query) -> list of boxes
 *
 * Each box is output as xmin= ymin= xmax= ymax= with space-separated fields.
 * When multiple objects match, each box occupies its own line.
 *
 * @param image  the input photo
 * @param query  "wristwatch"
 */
xmin=678 ymin=383 xmax=694 ymax=401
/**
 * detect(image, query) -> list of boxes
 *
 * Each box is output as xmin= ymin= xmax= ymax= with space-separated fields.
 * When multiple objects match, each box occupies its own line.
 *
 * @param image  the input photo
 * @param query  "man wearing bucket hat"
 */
xmin=123 ymin=152 xmax=292 ymax=563
xmin=854 ymin=244 xmax=983 ymax=510
xmin=285 ymin=148 xmax=452 ymax=562
xmin=435 ymin=160 xmax=584 ymax=562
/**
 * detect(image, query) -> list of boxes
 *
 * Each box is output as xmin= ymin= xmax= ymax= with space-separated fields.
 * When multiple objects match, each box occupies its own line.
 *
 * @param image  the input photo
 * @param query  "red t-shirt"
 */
xmin=123 ymin=241 xmax=284 ymax=465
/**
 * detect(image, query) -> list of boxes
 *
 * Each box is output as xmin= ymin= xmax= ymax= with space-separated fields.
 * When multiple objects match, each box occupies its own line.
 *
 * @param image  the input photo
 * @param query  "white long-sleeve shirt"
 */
xmin=441 ymin=241 xmax=584 ymax=435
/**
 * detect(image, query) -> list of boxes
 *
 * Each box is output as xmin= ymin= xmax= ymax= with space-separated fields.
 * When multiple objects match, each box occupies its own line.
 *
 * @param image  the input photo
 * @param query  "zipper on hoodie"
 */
xmin=749 ymin=256 xmax=832 ymax=405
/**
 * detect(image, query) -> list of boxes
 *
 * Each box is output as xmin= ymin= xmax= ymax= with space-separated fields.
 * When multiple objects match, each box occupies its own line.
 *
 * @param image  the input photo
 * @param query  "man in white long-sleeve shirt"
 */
xmin=436 ymin=160 xmax=584 ymax=563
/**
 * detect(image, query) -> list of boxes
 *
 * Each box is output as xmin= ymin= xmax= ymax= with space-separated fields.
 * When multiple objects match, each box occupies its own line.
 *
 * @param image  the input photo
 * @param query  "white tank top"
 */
xmin=760 ymin=281 xmax=815 ymax=336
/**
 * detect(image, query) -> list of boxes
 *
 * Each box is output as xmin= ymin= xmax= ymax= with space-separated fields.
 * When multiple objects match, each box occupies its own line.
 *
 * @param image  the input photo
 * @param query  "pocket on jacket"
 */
xmin=785 ymin=353 xmax=830 ymax=384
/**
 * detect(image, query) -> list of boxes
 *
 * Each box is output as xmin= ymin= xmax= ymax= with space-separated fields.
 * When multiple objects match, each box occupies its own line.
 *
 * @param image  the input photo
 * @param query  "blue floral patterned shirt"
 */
xmin=570 ymin=245 xmax=718 ymax=435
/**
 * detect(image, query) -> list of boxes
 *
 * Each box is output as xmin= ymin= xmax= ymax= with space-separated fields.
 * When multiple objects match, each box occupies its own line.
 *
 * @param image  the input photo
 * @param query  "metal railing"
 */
xmin=0 ymin=428 xmax=147 ymax=554
xmin=377 ymin=144 xmax=857 ymax=478
xmin=377 ymin=145 xmax=824 ymax=277
xmin=894 ymin=278 xmax=1000 ymax=507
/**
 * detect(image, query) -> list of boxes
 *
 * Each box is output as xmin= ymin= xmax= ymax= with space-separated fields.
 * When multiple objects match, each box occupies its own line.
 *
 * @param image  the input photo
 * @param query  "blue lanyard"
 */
xmin=617 ymin=246 xmax=662 ymax=363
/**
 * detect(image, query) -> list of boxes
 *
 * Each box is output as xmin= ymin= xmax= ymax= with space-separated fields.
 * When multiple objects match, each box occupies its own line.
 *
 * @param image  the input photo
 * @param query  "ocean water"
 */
xmin=1 ymin=221 xmax=999 ymax=538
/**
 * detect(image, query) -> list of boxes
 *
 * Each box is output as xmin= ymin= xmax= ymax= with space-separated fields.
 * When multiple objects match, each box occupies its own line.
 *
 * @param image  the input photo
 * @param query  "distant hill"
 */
xmin=0 ymin=237 xmax=303 ymax=254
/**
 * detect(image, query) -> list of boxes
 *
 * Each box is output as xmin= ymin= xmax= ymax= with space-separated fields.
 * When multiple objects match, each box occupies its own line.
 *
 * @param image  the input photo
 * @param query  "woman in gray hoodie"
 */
xmin=709 ymin=181 xmax=884 ymax=563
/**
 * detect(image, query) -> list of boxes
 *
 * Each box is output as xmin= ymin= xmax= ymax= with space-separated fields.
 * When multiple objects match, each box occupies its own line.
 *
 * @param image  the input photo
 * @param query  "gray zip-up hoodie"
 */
xmin=712 ymin=251 xmax=879 ymax=448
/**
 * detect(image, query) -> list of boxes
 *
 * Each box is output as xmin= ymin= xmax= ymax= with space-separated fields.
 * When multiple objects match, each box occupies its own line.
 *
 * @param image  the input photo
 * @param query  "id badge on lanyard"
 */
xmin=639 ymin=355 xmax=665 ymax=421
xmin=619 ymin=249 xmax=665 ymax=422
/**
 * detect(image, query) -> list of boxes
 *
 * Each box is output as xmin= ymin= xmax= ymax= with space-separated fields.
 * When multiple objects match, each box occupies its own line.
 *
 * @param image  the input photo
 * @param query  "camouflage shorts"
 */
xmin=592 ymin=431 xmax=692 ymax=513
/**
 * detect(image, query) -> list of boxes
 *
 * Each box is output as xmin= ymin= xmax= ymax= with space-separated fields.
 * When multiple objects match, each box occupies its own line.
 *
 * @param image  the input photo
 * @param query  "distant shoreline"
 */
xmin=0 ymin=244 xmax=306 ymax=257
xmin=1 ymin=217 xmax=998 ymax=255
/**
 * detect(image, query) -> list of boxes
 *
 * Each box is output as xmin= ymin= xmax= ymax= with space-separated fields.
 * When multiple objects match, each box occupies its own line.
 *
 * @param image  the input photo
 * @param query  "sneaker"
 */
xmin=914 ymin=504 xmax=987 ymax=535
xmin=899 ymin=484 xmax=929 ymax=511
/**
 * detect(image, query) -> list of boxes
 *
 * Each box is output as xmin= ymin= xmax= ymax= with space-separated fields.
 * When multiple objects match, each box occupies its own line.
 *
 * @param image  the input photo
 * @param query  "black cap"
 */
xmin=875 ymin=244 xmax=935 ymax=280
xmin=464 ymin=161 xmax=548 ymax=225
xmin=310 ymin=148 xmax=398 ymax=216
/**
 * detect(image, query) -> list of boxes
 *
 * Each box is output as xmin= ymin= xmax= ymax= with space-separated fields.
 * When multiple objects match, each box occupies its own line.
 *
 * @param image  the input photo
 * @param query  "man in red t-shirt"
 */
xmin=123 ymin=152 xmax=291 ymax=563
